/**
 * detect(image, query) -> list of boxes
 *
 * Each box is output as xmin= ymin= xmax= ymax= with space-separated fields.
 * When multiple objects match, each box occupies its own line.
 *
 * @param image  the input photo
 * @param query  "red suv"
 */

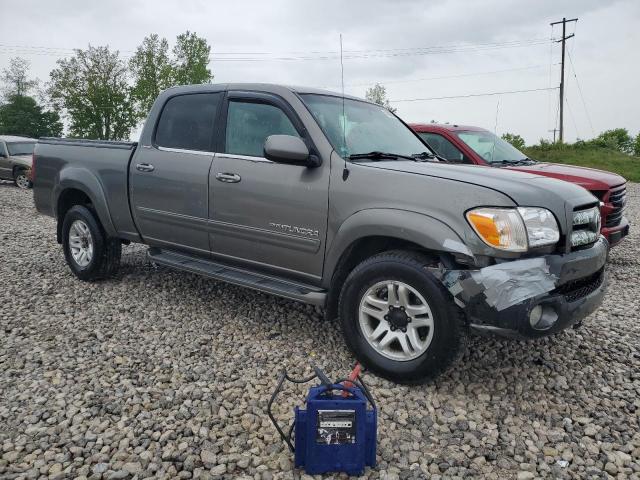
xmin=410 ymin=123 xmax=629 ymax=246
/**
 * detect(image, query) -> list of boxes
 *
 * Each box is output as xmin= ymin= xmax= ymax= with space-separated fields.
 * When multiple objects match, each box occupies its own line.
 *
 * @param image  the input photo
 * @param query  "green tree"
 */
xmin=2 ymin=57 xmax=39 ymax=98
xmin=501 ymin=132 xmax=526 ymax=150
xmin=130 ymin=34 xmax=173 ymax=121
xmin=172 ymin=31 xmax=212 ymax=86
xmin=0 ymin=94 xmax=62 ymax=138
xmin=592 ymin=128 xmax=633 ymax=154
xmin=364 ymin=83 xmax=397 ymax=113
xmin=633 ymin=133 xmax=640 ymax=157
xmin=48 ymin=46 xmax=136 ymax=140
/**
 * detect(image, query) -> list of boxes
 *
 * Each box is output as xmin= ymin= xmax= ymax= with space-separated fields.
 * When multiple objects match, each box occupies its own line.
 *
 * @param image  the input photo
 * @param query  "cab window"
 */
xmin=225 ymin=101 xmax=299 ymax=157
xmin=155 ymin=93 xmax=222 ymax=151
xmin=417 ymin=132 xmax=468 ymax=163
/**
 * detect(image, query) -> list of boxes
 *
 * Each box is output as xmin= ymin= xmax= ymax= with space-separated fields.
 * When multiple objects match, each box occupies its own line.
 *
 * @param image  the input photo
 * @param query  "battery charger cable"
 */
xmin=268 ymin=370 xmax=317 ymax=453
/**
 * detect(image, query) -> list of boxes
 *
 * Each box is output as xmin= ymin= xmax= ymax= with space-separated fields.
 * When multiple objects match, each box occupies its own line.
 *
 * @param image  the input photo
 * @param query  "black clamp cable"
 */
xmin=267 ymin=370 xmax=317 ymax=453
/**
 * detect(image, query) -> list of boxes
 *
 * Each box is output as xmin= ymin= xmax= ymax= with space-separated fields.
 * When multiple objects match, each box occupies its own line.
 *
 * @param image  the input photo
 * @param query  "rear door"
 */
xmin=209 ymin=91 xmax=330 ymax=281
xmin=129 ymin=92 xmax=223 ymax=256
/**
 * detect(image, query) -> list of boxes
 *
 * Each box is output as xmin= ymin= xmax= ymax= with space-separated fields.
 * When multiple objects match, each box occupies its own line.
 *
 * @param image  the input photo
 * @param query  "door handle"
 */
xmin=215 ymin=172 xmax=241 ymax=183
xmin=136 ymin=163 xmax=155 ymax=172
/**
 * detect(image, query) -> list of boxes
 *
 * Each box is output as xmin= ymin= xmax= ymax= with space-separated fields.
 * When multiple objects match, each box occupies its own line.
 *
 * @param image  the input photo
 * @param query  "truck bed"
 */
xmin=33 ymin=137 xmax=140 ymax=240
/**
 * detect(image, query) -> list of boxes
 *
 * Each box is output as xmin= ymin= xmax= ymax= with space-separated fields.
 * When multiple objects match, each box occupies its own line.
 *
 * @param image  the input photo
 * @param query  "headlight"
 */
xmin=517 ymin=207 xmax=560 ymax=248
xmin=466 ymin=207 xmax=559 ymax=252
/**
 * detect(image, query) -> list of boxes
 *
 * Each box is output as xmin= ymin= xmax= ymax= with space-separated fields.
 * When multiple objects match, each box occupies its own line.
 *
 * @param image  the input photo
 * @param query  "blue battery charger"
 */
xmin=268 ymin=367 xmax=377 ymax=476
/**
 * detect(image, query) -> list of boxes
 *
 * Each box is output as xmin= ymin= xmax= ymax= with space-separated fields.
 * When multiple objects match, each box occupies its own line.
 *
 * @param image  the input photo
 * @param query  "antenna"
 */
xmin=490 ymin=98 xmax=500 ymax=162
xmin=340 ymin=34 xmax=349 ymax=181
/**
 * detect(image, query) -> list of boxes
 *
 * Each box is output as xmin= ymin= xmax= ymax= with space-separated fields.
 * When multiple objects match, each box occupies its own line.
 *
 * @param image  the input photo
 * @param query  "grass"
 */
xmin=523 ymin=145 xmax=640 ymax=183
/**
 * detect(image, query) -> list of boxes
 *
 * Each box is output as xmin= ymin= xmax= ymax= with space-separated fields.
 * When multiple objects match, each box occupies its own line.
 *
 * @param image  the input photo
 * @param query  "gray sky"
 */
xmin=3 ymin=0 xmax=639 ymax=144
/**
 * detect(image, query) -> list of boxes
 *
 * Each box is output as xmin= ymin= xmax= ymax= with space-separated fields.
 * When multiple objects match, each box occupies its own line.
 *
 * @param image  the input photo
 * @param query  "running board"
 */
xmin=147 ymin=248 xmax=327 ymax=306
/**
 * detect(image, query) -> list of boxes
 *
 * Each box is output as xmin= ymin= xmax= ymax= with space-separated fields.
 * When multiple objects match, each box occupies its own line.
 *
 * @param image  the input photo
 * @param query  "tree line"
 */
xmin=502 ymin=129 xmax=640 ymax=157
xmin=0 ymin=31 xmax=212 ymax=140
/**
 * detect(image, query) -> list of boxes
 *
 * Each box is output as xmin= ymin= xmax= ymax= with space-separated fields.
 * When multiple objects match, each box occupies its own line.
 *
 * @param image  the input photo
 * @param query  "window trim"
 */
xmin=220 ymin=91 xmax=313 ymax=159
xmin=152 ymin=92 xmax=224 ymax=154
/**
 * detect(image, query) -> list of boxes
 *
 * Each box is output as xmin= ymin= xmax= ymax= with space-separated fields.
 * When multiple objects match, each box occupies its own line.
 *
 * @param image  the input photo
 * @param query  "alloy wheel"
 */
xmin=358 ymin=280 xmax=435 ymax=361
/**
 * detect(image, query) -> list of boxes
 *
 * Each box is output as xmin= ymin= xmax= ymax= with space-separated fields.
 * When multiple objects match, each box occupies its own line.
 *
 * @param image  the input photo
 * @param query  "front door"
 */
xmin=129 ymin=92 xmax=223 ymax=256
xmin=209 ymin=92 xmax=330 ymax=281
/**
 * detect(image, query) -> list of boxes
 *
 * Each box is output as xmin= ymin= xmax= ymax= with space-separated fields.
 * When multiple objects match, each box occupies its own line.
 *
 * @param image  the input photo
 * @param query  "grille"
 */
xmin=553 ymin=268 xmax=604 ymax=302
xmin=605 ymin=186 xmax=627 ymax=228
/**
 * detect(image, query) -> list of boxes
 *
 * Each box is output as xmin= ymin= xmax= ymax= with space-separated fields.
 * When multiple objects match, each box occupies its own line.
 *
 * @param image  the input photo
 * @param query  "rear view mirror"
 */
xmin=264 ymin=135 xmax=318 ymax=167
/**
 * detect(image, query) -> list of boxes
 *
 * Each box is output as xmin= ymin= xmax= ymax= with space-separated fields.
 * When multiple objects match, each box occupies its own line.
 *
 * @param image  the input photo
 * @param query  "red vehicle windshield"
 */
xmin=456 ymin=131 xmax=528 ymax=164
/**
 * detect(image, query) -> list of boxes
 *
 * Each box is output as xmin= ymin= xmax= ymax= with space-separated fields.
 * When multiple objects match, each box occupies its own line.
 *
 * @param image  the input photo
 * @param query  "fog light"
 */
xmin=529 ymin=305 xmax=559 ymax=331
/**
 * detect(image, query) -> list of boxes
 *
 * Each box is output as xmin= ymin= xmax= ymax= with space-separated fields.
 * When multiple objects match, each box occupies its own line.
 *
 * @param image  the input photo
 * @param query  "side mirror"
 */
xmin=264 ymin=135 xmax=319 ymax=167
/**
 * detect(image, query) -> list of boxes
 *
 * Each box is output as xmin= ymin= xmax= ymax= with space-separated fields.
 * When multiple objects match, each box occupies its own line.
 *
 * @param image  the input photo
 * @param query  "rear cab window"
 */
xmin=225 ymin=100 xmax=300 ymax=157
xmin=155 ymin=93 xmax=222 ymax=152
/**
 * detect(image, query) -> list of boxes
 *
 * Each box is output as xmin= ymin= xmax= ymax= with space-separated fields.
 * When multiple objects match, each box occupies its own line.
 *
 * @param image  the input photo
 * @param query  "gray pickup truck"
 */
xmin=33 ymin=83 xmax=608 ymax=383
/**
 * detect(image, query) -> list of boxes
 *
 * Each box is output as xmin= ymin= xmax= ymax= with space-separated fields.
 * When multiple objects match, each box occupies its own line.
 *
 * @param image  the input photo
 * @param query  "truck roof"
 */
xmin=162 ymin=83 xmax=369 ymax=104
xmin=409 ymin=123 xmax=488 ymax=133
xmin=0 ymin=135 xmax=37 ymax=142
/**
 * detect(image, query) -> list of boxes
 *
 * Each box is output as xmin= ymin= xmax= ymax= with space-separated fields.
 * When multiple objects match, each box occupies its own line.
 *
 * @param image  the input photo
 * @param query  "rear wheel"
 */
xmin=338 ymin=250 xmax=463 ymax=383
xmin=14 ymin=169 xmax=31 ymax=189
xmin=62 ymin=205 xmax=121 ymax=281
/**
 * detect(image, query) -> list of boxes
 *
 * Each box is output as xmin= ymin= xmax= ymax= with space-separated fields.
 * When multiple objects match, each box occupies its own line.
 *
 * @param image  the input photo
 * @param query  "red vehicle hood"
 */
xmin=506 ymin=162 xmax=625 ymax=191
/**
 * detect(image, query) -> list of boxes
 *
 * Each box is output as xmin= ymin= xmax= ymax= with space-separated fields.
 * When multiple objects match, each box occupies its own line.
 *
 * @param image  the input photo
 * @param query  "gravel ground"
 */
xmin=1 ymin=182 xmax=639 ymax=480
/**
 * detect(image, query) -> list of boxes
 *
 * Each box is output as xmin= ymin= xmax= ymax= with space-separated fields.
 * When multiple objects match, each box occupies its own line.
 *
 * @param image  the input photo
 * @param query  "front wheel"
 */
xmin=338 ymin=250 xmax=464 ymax=384
xmin=62 ymin=205 xmax=121 ymax=281
xmin=14 ymin=169 xmax=32 ymax=189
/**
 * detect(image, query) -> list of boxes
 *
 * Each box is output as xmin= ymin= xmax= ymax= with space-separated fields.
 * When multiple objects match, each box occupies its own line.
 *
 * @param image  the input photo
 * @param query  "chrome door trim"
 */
xmin=157 ymin=145 xmax=215 ymax=156
xmin=217 ymin=153 xmax=273 ymax=163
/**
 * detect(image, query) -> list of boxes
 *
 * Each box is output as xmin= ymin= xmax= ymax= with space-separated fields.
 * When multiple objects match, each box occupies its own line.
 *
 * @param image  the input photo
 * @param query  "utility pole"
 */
xmin=548 ymin=128 xmax=559 ymax=143
xmin=550 ymin=17 xmax=578 ymax=143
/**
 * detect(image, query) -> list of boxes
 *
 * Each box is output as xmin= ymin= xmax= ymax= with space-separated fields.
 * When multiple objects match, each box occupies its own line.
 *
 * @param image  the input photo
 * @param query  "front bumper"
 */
xmin=601 ymin=217 xmax=629 ymax=247
xmin=437 ymin=237 xmax=609 ymax=339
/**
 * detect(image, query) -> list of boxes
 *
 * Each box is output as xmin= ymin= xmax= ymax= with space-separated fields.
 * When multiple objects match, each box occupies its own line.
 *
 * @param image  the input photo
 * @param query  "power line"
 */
xmin=0 ymin=38 xmax=554 ymax=62
xmin=567 ymin=50 xmax=595 ymax=136
xmin=565 ymin=96 xmax=580 ymax=139
xmin=328 ymin=63 xmax=557 ymax=89
xmin=208 ymin=40 xmax=553 ymax=62
xmin=0 ymin=38 xmax=551 ymax=56
xmin=390 ymin=86 xmax=558 ymax=103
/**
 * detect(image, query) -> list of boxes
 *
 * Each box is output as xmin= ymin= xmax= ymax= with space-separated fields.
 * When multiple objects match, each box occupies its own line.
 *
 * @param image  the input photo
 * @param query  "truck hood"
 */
xmin=506 ymin=162 xmax=625 ymax=191
xmin=356 ymin=160 xmax=598 ymax=209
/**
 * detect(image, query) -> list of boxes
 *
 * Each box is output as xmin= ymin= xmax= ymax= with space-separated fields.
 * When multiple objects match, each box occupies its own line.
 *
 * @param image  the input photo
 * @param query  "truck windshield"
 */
xmin=456 ymin=131 xmax=529 ymax=164
xmin=300 ymin=94 xmax=430 ymax=159
xmin=6 ymin=142 xmax=36 ymax=156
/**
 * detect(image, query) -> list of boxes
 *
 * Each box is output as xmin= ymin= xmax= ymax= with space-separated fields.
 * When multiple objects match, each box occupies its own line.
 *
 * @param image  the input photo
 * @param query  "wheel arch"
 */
xmin=54 ymin=169 xmax=117 ymax=243
xmin=322 ymin=208 xmax=474 ymax=319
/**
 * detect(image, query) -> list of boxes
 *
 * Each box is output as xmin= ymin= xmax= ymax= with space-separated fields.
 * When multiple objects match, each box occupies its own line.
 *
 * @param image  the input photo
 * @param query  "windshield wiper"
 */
xmin=412 ymin=151 xmax=446 ymax=162
xmin=490 ymin=158 xmax=534 ymax=166
xmin=348 ymin=151 xmax=417 ymax=161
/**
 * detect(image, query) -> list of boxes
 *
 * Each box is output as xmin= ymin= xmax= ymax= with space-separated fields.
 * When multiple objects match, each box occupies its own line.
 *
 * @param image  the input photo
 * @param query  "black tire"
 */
xmin=338 ymin=250 xmax=464 ymax=384
xmin=62 ymin=205 xmax=121 ymax=281
xmin=13 ymin=168 xmax=32 ymax=189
